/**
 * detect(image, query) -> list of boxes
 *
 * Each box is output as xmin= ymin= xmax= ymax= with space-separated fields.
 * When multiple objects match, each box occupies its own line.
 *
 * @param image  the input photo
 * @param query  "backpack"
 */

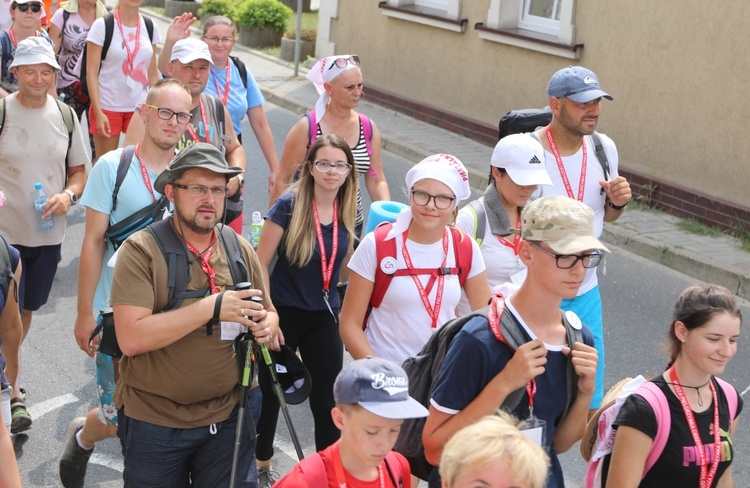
xmin=296 ymin=447 xmax=405 ymax=487
xmin=583 ymin=377 xmax=740 ymax=488
xmin=79 ymin=13 xmax=155 ymax=97
xmin=103 ymin=145 xmax=171 ymax=250
xmin=0 ymin=234 xmax=14 ymax=304
xmin=393 ymin=294 xmax=584 ymax=480
xmin=146 ymin=219 xmax=248 ymax=317
xmin=464 ymin=199 xmax=487 ymax=245
xmin=0 ymin=97 xmax=75 ymax=168
xmin=498 ymin=107 xmax=611 ymax=181
xmin=229 ymin=55 xmax=248 ymax=89
xmin=365 ymin=222 xmax=473 ymax=329
xmin=306 ymin=110 xmax=373 ymax=156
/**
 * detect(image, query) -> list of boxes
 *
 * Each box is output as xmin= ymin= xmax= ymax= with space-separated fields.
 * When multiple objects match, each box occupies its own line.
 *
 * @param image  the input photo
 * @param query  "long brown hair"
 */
xmin=283 ymin=134 xmax=358 ymax=267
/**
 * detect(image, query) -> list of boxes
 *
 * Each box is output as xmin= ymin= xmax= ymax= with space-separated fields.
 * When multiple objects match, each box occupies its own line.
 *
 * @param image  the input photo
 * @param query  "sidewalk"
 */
xmin=145 ymin=11 xmax=750 ymax=301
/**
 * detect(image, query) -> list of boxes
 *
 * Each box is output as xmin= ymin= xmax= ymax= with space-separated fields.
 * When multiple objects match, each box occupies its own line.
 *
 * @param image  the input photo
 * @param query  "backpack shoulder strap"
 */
xmin=715 ymin=377 xmax=739 ymax=428
xmin=0 ymin=97 xmax=6 ymax=140
xmin=297 ymin=453 xmax=328 ymax=487
xmin=111 ymin=145 xmax=136 ymax=212
xmin=143 ymin=16 xmax=154 ymax=43
xmin=0 ymin=32 xmax=11 ymax=81
xmin=229 ymin=55 xmax=248 ymax=89
xmin=306 ymin=110 xmax=316 ymax=151
xmin=493 ymin=299 xmax=528 ymax=412
xmin=637 ymin=382 xmax=671 ymax=476
xmin=0 ymin=233 xmax=12 ymax=302
xmin=55 ymin=99 xmax=75 ymax=167
xmin=590 ymin=132 xmax=610 ymax=181
xmin=370 ymin=222 xmax=396 ymax=310
xmin=101 ymin=12 xmax=115 ymax=61
xmin=467 ymin=199 xmax=486 ymax=245
xmin=218 ymin=224 xmax=248 ymax=285
xmin=358 ymin=113 xmax=373 ymax=156
xmin=61 ymin=10 xmax=70 ymax=35
xmin=449 ymin=227 xmax=473 ymax=287
xmin=383 ymin=452 xmax=404 ymax=487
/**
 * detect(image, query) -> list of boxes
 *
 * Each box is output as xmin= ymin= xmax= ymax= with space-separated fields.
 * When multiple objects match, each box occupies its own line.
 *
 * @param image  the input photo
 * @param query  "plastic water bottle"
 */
xmin=249 ymin=211 xmax=263 ymax=248
xmin=34 ymin=182 xmax=54 ymax=231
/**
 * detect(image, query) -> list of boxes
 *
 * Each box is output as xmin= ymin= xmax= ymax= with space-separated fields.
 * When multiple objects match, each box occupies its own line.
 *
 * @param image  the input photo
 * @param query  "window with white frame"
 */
xmin=414 ymin=0 xmax=449 ymax=10
xmin=380 ymin=0 xmax=465 ymax=32
xmin=518 ymin=0 xmax=562 ymax=36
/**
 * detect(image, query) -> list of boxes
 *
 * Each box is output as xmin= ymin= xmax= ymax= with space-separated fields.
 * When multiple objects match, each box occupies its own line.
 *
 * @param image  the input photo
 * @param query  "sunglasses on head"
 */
xmin=327 ymin=55 xmax=360 ymax=71
xmin=17 ymin=3 xmax=42 ymax=12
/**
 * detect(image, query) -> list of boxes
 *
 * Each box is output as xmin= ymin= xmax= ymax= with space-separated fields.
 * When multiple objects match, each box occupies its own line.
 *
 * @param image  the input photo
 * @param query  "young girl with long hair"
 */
xmin=607 ymin=284 xmax=743 ymax=487
xmin=255 ymin=134 xmax=358 ymax=485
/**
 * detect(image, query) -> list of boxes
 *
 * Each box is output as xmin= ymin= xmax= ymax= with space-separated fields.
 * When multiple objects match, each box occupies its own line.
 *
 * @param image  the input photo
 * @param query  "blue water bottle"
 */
xmin=34 ymin=182 xmax=54 ymax=231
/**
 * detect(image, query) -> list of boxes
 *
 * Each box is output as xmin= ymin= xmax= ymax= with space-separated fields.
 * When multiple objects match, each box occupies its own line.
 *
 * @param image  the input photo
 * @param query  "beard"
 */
xmin=173 ymin=199 xmax=224 ymax=235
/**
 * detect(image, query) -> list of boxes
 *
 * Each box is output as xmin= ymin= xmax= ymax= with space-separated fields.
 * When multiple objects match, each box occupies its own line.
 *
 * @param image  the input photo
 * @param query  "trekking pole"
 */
xmin=257 ymin=342 xmax=305 ymax=461
xmin=229 ymin=333 xmax=256 ymax=488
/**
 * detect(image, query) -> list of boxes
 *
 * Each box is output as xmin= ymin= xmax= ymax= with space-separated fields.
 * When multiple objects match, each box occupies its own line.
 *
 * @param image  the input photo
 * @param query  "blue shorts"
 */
xmin=561 ymin=285 xmax=604 ymax=409
xmin=95 ymin=313 xmax=118 ymax=426
xmin=13 ymin=244 xmax=62 ymax=311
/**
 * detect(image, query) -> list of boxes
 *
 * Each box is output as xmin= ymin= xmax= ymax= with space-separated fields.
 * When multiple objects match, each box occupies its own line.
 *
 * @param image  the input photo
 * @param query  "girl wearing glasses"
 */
xmin=86 ymin=0 xmax=160 ymax=163
xmin=271 ymin=54 xmax=390 ymax=240
xmin=254 ymin=134 xmax=358 ymax=484
xmin=605 ymin=284 xmax=742 ymax=488
xmin=455 ymin=133 xmax=552 ymax=314
xmin=340 ymin=153 xmax=491 ymax=368
xmin=0 ymin=0 xmax=54 ymax=96
xmin=157 ymin=15 xmax=279 ymax=205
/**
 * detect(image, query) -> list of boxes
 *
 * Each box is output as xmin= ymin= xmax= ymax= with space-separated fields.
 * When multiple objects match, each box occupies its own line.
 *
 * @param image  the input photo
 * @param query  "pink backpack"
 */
xmin=584 ymin=378 xmax=739 ymax=487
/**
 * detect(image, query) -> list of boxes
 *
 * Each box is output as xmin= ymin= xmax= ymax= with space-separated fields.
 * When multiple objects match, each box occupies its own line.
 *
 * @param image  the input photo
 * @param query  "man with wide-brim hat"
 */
xmin=110 ymin=142 xmax=278 ymax=486
xmin=0 ymin=36 xmax=88 ymax=435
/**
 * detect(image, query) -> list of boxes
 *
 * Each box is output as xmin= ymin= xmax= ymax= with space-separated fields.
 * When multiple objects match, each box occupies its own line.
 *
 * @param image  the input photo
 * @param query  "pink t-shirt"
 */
xmin=50 ymin=8 xmax=91 ymax=88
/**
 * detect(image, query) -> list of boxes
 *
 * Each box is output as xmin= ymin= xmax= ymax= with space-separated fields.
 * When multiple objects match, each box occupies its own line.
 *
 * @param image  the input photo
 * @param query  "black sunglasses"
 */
xmin=17 ymin=3 xmax=42 ymax=12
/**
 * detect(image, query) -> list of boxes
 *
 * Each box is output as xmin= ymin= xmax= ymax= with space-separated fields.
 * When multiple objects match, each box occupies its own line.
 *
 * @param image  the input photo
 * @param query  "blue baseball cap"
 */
xmin=334 ymin=357 xmax=428 ymax=419
xmin=547 ymin=66 xmax=613 ymax=103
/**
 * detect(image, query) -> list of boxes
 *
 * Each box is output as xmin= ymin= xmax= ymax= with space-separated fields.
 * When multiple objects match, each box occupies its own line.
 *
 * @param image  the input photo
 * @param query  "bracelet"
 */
xmin=607 ymin=200 xmax=627 ymax=211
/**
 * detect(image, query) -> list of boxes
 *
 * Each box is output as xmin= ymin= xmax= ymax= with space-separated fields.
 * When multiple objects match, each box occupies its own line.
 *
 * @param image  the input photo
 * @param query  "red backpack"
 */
xmin=364 ymin=222 xmax=474 ymax=329
xmin=297 ymin=450 xmax=404 ymax=487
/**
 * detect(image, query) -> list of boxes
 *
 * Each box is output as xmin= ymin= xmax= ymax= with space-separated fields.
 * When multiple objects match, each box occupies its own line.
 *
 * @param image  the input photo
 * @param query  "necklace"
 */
xmin=663 ymin=379 xmax=711 ymax=407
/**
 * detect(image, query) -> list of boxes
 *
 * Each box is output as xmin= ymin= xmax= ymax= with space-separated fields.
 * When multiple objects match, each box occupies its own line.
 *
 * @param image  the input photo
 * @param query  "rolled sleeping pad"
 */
xmin=364 ymin=201 xmax=408 ymax=235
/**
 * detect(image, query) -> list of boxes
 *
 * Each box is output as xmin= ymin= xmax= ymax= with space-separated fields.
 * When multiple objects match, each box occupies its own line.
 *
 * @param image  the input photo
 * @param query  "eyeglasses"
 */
xmin=313 ymin=160 xmax=351 ymax=174
xmin=529 ymin=242 xmax=603 ymax=269
xmin=17 ymin=3 xmax=42 ymax=12
xmin=147 ymin=105 xmax=193 ymax=124
xmin=203 ymin=35 xmax=235 ymax=45
xmin=410 ymin=190 xmax=455 ymax=210
xmin=172 ymin=183 xmax=229 ymax=198
xmin=327 ymin=55 xmax=360 ymax=71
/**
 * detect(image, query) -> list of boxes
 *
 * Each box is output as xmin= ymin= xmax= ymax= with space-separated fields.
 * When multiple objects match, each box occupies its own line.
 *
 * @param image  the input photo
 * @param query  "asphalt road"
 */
xmin=13 ymin=101 xmax=750 ymax=487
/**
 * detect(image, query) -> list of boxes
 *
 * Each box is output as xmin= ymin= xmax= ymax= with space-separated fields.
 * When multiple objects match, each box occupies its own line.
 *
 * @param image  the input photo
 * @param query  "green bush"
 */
xmin=283 ymin=28 xmax=316 ymax=41
xmin=197 ymin=0 xmax=233 ymax=17
xmin=232 ymin=0 xmax=293 ymax=34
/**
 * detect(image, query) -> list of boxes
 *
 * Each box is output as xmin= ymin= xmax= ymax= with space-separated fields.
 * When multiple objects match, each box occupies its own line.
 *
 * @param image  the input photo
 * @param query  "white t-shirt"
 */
xmin=86 ymin=14 xmax=160 ymax=111
xmin=348 ymin=228 xmax=485 ymax=365
xmin=455 ymin=199 xmax=525 ymax=315
xmin=543 ymin=132 xmax=618 ymax=295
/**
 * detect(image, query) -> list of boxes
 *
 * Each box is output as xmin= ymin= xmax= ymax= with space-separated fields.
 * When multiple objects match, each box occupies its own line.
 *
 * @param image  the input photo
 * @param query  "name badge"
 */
xmin=220 ymin=321 xmax=244 ymax=341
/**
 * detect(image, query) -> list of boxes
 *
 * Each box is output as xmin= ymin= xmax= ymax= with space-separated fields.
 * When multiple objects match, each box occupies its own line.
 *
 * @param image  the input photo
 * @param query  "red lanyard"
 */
xmin=213 ymin=67 xmax=231 ymax=106
xmin=8 ymin=27 xmax=40 ymax=47
xmin=186 ymin=239 xmax=218 ymax=295
xmin=133 ymin=143 xmax=157 ymax=202
xmin=114 ymin=10 xmax=141 ymax=72
xmin=545 ymin=126 xmax=587 ymax=202
xmin=496 ymin=214 xmax=522 ymax=255
xmin=669 ymin=367 xmax=721 ymax=488
xmin=332 ymin=441 xmax=385 ymax=488
xmin=312 ymin=199 xmax=338 ymax=295
xmin=401 ymin=229 xmax=448 ymax=329
xmin=185 ymin=99 xmax=211 ymax=143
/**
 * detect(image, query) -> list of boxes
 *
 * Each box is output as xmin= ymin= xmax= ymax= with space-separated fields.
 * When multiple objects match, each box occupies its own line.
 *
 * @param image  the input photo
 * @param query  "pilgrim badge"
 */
xmin=565 ymin=310 xmax=582 ymax=330
xmin=380 ymin=257 xmax=398 ymax=275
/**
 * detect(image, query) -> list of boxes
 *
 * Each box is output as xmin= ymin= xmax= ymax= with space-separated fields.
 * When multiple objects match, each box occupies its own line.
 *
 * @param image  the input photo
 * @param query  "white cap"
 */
xmin=9 ymin=37 xmax=60 ymax=70
xmin=491 ymin=133 xmax=552 ymax=186
xmin=170 ymin=38 xmax=214 ymax=65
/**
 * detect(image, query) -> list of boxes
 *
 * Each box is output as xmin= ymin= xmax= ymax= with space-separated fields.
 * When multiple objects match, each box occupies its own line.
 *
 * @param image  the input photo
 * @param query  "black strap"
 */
xmin=61 ymin=10 xmax=70 ymax=39
xmin=0 ymin=233 xmax=12 ymax=302
xmin=207 ymin=290 xmax=224 ymax=335
xmin=591 ymin=132 xmax=610 ymax=181
xmin=230 ymin=56 xmax=248 ymax=89
xmin=101 ymin=13 xmax=114 ymax=62
xmin=112 ymin=145 xmax=137 ymax=212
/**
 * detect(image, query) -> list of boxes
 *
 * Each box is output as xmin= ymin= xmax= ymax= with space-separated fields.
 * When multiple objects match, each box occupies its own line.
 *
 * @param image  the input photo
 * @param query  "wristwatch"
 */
xmin=607 ymin=200 xmax=627 ymax=211
xmin=236 ymin=174 xmax=245 ymax=188
xmin=63 ymin=189 xmax=78 ymax=206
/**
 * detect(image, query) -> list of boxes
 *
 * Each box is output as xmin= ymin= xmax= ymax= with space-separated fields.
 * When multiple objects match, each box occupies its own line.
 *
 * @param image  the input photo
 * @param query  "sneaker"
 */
xmin=10 ymin=398 xmax=31 ymax=434
xmin=258 ymin=466 xmax=280 ymax=488
xmin=58 ymin=417 xmax=93 ymax=488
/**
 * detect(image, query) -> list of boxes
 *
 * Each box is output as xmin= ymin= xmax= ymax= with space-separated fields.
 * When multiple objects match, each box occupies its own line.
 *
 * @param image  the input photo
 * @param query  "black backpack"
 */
xmin=230 ymin=55 xmax=248 ymax=89
xmin=498 ymin=107 xmax=610 ymax=181
xmin=79 ymin=13 xmax=155 ymax=97
xmin=393 ymin=294 xmax=584 ymax=480
xmin=0 ymin=234 xmax=14 ymax=304
xmin=147 ymin=220 xmax=248 ymax=319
